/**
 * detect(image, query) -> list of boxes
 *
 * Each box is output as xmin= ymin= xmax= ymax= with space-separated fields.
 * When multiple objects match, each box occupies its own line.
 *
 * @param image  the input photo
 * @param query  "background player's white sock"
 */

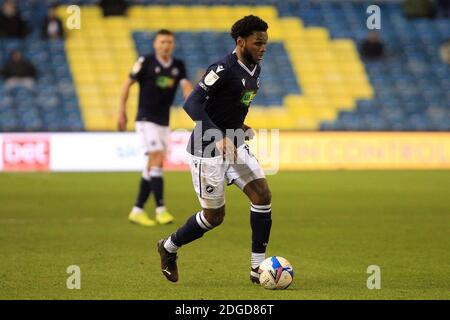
xmin=156 ymin=206 xmax=167 ymax=215
xmin=131 ymin=206 xmax=144 ymax=214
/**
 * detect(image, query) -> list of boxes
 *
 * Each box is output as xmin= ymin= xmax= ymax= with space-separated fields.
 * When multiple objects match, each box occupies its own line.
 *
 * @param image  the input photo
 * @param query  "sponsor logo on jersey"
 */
xmin=204 ymin=70 xmax=219 ymax=86
xmin=155 ymin=76 xmax=175 ymax=89
xmin=240 ymin=90 xmax=257 ymax=107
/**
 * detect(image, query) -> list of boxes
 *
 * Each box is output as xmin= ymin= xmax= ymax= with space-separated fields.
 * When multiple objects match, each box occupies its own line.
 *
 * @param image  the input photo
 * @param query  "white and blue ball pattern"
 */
xmin=259 ymin=256 xmax=294 ymax=290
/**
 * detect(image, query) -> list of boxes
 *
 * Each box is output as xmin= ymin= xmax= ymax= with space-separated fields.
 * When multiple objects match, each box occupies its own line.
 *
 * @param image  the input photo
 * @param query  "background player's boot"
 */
xmin=157 ymin=239 xmax=178 ymax=282
xmin=128 ymin=211 xmax=157 ymax=227
xmin=250 ymin=267 xmax=261 ymax=284
xmin=155 ymin=207 xmax=175 ymax=225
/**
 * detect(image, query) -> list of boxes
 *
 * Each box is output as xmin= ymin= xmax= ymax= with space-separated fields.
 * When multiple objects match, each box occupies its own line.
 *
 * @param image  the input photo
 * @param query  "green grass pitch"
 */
xmin=0 ymin=171 xmax=449 ymax=299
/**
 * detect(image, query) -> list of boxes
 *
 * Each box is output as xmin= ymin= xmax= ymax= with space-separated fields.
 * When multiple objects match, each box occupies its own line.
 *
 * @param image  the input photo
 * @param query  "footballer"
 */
xmin=157 ymin=16 xmax=271 ymax=284
xmin=118 ymin=29 xmax=193 ymax=226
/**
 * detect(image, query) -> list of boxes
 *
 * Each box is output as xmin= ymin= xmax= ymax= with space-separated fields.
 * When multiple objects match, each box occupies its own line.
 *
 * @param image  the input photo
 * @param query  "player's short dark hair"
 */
xmin=230 ymin=15 xmax=268 ymax=43
xmin=153 ymin=29 xmax=174 ymax=41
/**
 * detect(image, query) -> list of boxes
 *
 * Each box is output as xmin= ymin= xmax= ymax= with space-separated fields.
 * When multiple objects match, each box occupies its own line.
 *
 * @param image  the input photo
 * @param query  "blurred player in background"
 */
xmin=118 ymin=29 xmax=193 ymax=227
xmin=157 ymin=16 xmax=271 ymax=284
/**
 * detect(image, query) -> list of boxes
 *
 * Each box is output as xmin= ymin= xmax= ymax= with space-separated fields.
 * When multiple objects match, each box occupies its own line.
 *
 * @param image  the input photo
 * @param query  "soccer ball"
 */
xmin=258 ymin=256 xmax=294 ymax=290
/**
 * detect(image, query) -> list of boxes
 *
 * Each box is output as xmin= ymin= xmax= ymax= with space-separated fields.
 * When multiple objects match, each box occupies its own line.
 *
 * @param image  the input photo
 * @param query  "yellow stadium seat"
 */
xmin=325 ymin=84 xmax=350 ymax=97
xmin=352 ymin=85 xmax=374 ymax=99
xmin=210 ymin=5 xmax=234 ymax=18
xmin=230 ymin=6 xmax=253 ymax=19
xmin=166 ymin=5 xmax=189 ymax=18
xmin=299 ymin=72 xmax=323 ymax=84
xmin=302 ymin=84 xmax=327 ymax=96
xmin=127 ymin=5 xmax=146 ymax=18
xmin=292 ymin=103 xmax=318 ymax=129
xmin=72 ymin=62 xmax=93 ymax=73
xmin=94 ymin=62 xmax=116 ymax=73
xmin=129 ymin=18 xmax=149 ymax=30
xmin=97 ymin=74 xmax=119 ymax=84
xmin=65 ymin=38 xmax=87 ymax=48
xmin=80 ymin=97 xmax=103 ymax=109
xmin=312 ymin=51 xmax=335 ymax=62
xmin=307 ymin=96 xmax=332 ymax=108
xmin=146 ymin=6 xmax=170 ymax=18
xmin=77 ymin=84 xmax=100 ymax=96
xmin=80 ymin=6 xmax=102 ymax=17
xmin=284 ymin=95 xmax=308 ymax=116
xmin=314 ymin=107 xmax=336 ymax=121
xmin=87 ymin=40 xmax=110 ymax=49
xmin=170 ymin=108 xmax=195 ymax=129
xmin=252 ymin=6 xmax=278 ymax=20
xmin=304 ymin=27 xmax=329 ymax=40
xmin=330 ymin=94 xmax=356 ymax=110
xmin=188 ymin=6 xmax=211 ymax=20
xmin=279 ymin=17 xmax=304 ymax=31
xmin=74 ymin=73 xmax=97 ymax=84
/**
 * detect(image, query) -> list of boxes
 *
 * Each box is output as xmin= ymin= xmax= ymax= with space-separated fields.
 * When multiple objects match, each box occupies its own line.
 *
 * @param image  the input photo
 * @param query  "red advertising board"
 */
xmin=2 ymin=135 xmax=50 ymax=171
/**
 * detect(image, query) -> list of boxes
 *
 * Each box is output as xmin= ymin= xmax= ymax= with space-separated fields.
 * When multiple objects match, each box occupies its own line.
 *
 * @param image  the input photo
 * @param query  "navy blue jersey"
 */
xmin=184 ymin=52 xmax=261 ymax=156
xmin=130 ymin=54 xmax=187 ymax=126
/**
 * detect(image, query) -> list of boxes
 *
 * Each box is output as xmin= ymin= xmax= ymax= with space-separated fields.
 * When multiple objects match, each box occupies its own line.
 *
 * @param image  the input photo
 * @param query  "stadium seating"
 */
xmin=58 ymin=3 xmax=371 ymax=130
xmin=301 ymin=2 xmax=450 ymax=131
xmin=133 ymin=31 xmax=301 ymax=107
xmin=0 ymin=38 xmax=84 ymax=131
xmin=0 ymin=0 xmax=83 ymax=132
xmin=1 ymin=0 xmax=449 ymax=131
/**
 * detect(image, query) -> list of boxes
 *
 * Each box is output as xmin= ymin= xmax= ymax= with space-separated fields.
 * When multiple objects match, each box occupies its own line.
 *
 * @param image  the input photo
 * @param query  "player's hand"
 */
xmin=216 ymin=136 xmax=237 ymax=163
xmin=243 ymin=124 xmax=255 ymax=141
xmin=118 ymin=112 xmax=127 ymax=131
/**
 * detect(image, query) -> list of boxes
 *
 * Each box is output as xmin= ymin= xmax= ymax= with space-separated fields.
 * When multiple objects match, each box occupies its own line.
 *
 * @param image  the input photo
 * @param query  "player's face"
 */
xmin=242 ymin=31 xmax=268 ymax=64
xmin=153 ymin=34 xmax=175 ymax=59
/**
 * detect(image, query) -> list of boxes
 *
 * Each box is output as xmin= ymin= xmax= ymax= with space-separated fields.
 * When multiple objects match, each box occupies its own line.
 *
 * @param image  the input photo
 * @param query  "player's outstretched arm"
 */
xmin=118 ymin=78 xmax=136 ymax=131
xmin=180 ymin=79 xmax=194 ymax=100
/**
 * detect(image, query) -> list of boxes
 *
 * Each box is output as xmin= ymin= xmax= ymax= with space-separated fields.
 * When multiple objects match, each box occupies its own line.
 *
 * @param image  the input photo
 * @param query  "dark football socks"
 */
xmin=250 ymin=203 xmax=272 ymax=268
xmin=134 ymin=170 xmax=151 ymax=209
xmin=164 ymin=211 xmax=214 ymax=253
xmin=150 ymin=167 xmax=164 ymax=208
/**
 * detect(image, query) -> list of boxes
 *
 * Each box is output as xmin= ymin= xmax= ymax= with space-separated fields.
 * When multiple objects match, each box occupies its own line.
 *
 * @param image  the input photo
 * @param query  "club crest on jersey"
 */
xmin=204 ymin=70 xmax=219 ymax=86
xmin=241 ymin=78 xmax=246 ymax=87
xmin=171 ymin=67 xmax=179 ymax=76
xmin=155 ymin=66 xmax=161 ymax=74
